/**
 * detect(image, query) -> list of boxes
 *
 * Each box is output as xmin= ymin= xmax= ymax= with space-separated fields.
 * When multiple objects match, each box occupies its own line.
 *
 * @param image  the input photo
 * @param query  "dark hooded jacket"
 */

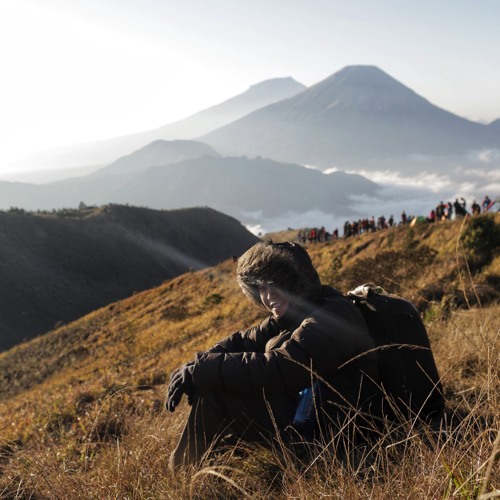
xmin=191 ymin=242 xmax=380 ymax=420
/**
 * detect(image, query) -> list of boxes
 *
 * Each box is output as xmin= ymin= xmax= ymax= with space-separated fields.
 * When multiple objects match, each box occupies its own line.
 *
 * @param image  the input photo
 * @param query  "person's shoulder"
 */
xmin=318 ymin=285 xmax=348 ymax=307
xmin=296 ymin=286 xmax=371 ymax=340
xmin=314 ymin=285 xmax=363 ymax=319
xmin=258 ymin=315 xmax=282 ymax=333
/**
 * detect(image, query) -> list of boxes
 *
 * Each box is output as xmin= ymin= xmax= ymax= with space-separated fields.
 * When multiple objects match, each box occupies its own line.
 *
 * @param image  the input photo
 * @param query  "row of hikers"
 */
xmin=298 ymin=195 xmax=497 ymax=242
xmin=428 ymin=195 xmax=495 ymax=221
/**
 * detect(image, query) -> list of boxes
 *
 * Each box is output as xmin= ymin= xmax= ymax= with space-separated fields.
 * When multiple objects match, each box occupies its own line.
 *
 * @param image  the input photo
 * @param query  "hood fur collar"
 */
xmin=236 ymin=241 xmax=322 ymax=309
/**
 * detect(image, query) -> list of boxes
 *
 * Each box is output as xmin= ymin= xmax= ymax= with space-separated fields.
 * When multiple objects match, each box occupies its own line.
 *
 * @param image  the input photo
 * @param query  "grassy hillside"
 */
xmin=0 ymin=214 xmax=498 ymax=498
xmin=0 ymin=204 xmax=258 ymax=351
xmin=269 ymin=214 xmax=500 ymax=313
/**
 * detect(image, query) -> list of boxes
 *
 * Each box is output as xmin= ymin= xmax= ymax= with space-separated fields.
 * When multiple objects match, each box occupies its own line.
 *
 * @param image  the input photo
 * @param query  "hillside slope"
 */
xmin=2 ymin=215 xmax=498 ymax=397
xmin=0 ymin=205 xmax=258 ymax=351
xmin=0 ymin=214 xmax=498 ymax=497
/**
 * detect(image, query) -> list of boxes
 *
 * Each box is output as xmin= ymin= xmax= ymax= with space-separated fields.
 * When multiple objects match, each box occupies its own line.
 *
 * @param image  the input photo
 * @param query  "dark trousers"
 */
xmin=170 ymin=390 xmax=296 ymax=469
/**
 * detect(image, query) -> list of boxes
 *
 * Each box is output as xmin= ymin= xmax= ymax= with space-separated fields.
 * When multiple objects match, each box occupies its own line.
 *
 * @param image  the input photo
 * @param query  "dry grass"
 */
xmin=0 ymin=215 xmax=499 ymax=498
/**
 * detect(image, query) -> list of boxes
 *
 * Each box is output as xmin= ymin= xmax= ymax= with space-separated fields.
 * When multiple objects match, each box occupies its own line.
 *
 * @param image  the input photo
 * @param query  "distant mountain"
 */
xmin=93 ymin=139 xmax=220 ymax=176
xmin=16 ymin=77 xmax=306 ymax=170
xmin=0 ymin=156 xmax=378 ymax=224
xmin=0 ymin=205 xmax=258 ymax=351
xmin=0 ymin=164 xmax=104 ymax=184
xmin=101 ymin=156 xmax=378 ymax=221
xmin=200 ymin=66 xmax=500 ymax=170
xmin=488 ymin=118 xmax=500 ymax=132
xmin=152 ymin=77 xmax=306 ymax=139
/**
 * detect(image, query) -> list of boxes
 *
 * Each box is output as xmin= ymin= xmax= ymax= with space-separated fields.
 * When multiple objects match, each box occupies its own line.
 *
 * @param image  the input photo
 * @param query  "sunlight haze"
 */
xmin=1 ymin=0 xmax=499 ymax=174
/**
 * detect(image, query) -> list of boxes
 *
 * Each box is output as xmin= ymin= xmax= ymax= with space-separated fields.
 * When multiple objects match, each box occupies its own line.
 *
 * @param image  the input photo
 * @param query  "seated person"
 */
xmin=166 ymin=241 xmax=381 ymax=469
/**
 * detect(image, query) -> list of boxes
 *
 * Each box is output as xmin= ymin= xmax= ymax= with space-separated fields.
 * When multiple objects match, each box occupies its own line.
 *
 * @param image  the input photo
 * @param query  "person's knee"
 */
xmin=169 ymin=449 xmax=182 ymax=473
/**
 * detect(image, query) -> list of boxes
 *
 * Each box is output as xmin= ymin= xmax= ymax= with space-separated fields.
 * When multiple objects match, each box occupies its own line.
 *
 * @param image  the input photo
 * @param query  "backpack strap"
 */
xmin=347 ymin=282 xmax=390 ymax=301
xmin=346 ymin=284 xmax=411 ymax=413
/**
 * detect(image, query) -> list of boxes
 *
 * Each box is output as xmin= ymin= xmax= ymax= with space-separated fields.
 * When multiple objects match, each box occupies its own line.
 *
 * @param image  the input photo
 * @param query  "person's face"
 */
xmin=259 ymin=284 xmax=290 ymax=318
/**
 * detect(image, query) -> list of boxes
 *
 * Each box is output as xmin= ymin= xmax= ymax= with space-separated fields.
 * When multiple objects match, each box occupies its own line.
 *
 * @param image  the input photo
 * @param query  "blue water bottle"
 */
xmin=293 ymin=382 xmax=319 ymax=433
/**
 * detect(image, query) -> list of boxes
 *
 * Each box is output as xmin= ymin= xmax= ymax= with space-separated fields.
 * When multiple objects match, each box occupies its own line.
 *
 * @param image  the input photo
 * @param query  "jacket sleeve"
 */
xmin=193 ymin=335 xmax=314 ymax=395
xmin=206 ymin=317 xmax=276 ymax=354
xmin=192 ymin=300 xmax=376 ymax=396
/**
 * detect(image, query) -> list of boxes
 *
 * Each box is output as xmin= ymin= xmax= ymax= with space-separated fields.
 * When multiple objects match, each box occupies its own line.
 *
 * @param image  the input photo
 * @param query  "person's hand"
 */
xmin=166 ymin=362 xmax=195 ymax=412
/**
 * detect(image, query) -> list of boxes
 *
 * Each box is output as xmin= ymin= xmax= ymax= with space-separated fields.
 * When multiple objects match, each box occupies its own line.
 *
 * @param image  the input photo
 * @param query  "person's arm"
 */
xmin=205 ymin=317 xmax=277 ymax=354
xmin=191 ymin=300 xmax=375 ymax=396
xmin=165 ymin=316 xmax=280 ymax=411
xmin=193 ymin=334 xmax=316 ymax=395
xmin=191 ymin=314 xmax=338 ymax=395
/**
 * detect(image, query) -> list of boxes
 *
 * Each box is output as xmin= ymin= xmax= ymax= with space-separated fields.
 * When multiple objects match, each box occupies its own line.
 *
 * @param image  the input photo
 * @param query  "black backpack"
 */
xmin=347 ymin=284 xmax=445 ymax=422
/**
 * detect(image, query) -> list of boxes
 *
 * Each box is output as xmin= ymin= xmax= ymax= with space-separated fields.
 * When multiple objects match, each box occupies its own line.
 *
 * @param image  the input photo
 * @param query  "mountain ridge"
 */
xmin=0 ymin=204 xmax=258 ymax=351
xmin=92 ymin=139 xmax=220 ymax=176
xmin=0 ymin=154 xmax=379 ymax=225
xmin=200 ymin=65 xmax=499 ymax=169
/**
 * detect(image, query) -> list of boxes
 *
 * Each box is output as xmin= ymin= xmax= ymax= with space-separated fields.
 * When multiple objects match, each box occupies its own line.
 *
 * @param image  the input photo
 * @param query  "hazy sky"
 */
xmin=1 ymin=0 xmax=500 ymax=173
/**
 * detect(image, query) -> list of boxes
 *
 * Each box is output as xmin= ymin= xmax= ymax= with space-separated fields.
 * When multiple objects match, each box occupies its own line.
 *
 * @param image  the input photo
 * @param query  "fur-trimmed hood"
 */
xmin=236 ymin=241 xmax=322 ymax=309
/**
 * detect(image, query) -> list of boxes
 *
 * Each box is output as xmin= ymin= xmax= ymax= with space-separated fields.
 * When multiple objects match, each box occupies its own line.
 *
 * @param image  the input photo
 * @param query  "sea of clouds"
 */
xmin=247 ymin=153 xmax=499 ymax=236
